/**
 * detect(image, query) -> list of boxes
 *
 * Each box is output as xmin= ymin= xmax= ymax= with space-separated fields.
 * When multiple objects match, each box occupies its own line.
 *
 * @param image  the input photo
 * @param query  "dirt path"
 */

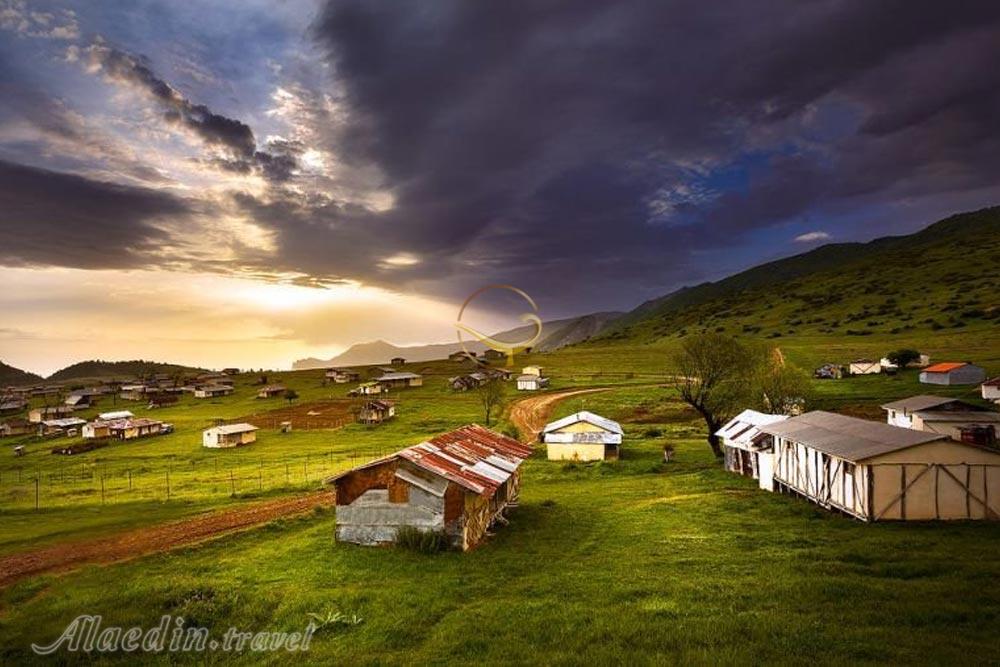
xmin=0 ymin=490 xmax=332 ymax=589
xmin=508 ymin=387 xmax=616 ymax=441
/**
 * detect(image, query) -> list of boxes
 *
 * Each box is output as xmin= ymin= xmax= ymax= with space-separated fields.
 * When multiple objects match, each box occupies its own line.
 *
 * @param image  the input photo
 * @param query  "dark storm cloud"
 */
xmin=299 ymin=0 xmax=1000 ymax=310
xmin=86 ymin=42 xmax=297 ymax=181
xmin=0 ymin=160 xmax=189 ymax=269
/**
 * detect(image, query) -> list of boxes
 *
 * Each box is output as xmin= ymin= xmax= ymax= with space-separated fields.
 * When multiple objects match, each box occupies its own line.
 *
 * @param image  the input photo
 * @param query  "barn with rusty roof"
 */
xmin=327 ymin=424 xmax=533 ymax=550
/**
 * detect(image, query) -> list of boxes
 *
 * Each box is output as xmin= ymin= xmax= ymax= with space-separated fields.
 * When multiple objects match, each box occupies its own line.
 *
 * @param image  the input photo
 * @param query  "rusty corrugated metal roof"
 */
xmin=329 ymin=424 xmax=532 ymax=497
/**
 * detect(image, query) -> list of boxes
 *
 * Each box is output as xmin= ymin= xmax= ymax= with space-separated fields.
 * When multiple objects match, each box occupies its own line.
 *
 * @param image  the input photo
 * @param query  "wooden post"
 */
xmin=259 ymin=459 xmax=263 ymax=491
xmin=285 ymin=461 xmax=290 ymax=485
xmin=900 ymin=465 xmax=906 ymax=520
xmin=101 ymin=474 xmax=106 ymax=505
xmin=34 ymin=474 xmax=39 ymax=511
xmin=966 ymin=465 xmax=972 ymax=519
xmin=166 ymin=468 xmax=170 ymax=501
xmin=128 ymin=469 xmax=133 ymax=490
xmin=230 ymin=469 xmax=235 ymax=495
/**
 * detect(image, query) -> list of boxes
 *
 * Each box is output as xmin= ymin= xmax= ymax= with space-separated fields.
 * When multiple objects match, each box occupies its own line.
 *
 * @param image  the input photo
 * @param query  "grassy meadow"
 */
xmin=1 ymin=327 xmax=999 ymax=663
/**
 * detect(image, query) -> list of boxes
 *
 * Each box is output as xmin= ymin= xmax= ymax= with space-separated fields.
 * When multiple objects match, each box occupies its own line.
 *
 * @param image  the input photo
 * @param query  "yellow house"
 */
xmin=543 ymin=411 xmax=623 ymax=461
xmin=521 ymin=365 xmax=544 ymax=377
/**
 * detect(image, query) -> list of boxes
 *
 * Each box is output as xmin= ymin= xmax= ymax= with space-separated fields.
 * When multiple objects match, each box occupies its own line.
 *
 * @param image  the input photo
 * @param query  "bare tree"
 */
xmin=673 ymin=334 xmax=754 ymax=458
xmin=476 ymin=377 xmax=506 ymax=427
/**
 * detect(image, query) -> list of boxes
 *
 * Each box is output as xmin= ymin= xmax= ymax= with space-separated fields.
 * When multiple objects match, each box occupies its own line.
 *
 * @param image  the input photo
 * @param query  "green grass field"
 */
xmin=1 ymin=334 xmax=999 ymax=663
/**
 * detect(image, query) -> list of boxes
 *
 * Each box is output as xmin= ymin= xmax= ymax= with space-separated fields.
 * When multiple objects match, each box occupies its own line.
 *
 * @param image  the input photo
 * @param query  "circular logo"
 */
xmin=455 ymin=285 xmax=543 ymax=367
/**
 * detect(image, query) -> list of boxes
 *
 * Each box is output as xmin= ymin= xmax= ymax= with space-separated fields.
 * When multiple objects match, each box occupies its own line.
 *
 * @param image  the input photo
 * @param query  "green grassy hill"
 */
xmin=596 ymin=206 xmax=1000 ymax=345
xmin=0 ymin=361 xmax=43 ymax=387
xmin=46 ymin=359 xmax=206 ymax=383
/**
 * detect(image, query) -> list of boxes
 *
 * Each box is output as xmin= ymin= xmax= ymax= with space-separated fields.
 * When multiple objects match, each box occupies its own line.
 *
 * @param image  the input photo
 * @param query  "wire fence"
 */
xmin=0 ymin=443 xmax=405 ymax=511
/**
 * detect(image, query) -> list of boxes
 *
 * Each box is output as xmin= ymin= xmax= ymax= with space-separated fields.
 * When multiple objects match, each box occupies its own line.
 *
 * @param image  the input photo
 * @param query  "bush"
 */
xmin=395 ymin=526 xmax=451 ymax=553
xmin=643 ymin=428 xmax=664 ymax=438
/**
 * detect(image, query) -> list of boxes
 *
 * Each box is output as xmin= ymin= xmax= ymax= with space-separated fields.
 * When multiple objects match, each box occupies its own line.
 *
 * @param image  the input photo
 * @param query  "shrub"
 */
xmin=395 ymin=526 xmax=451 ymax=553
xmin=643 ymin=428 xmax=664 ymax=438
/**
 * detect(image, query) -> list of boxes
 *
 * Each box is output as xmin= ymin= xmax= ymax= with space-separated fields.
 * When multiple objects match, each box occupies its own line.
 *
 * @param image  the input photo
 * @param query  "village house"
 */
xmin=0 ymin=418 xmax=33 ymax=438
xmin=222 ymin=367 xmax=240 ymax=375
xmin=542 ymin=411 xmax=624 ymax=461
xmin=147 ymin=394 xmax=179 ymax=407
xmin=40 ymin=417 xmax=87 ymax=436
xmin=448 ymin=375 xmax=480 ymax=391
xmin=257 ymin=384 xmax=287 ymax=399
xmin=349 ymin=381 xmax=387 ymax=396
xmin=119 ymin=384 xmax=157 ymax=401
xmin=326 ymin=368 xmax=360 ymax=384
xmin=194 ymin=384 xmax=233 ymax=399
xmin=517 ymin=374 xmax=550 ymax=391
xmin=64 ymin=393 xmax=95 ymax=410
xmin=813 ymin=363 xmax=843 ymax=380
xmin=848 ymin=359 xmax=882 ymax=376
xmin=196 ymin=373 xmax=234 ymax=386
xmin=919 ymin=362 xmax=987 ymax=386
xmin=0 ymin=398 xmax=27 ymax=415
xmin=202 ymin=423 xmax=258 ymax=448
xmin=99 ymin=410 xmax=134 ymax=420
xmin=482 ymin=349 xmax=506 ymax=362
xmin=28 ymin=406 xmax=74 ymax=423
xmin=981 ymin=377 xmax=1000 ymax=404
xmin=84 ymin=417 xmax=164 ymax=440
xmin=327 ymin=424 xmax=532 ymax=550
xmin=759 ymin=411 xmax=1000 ymax=521
xmin=881 ymin=395 xmax=1000 ymax=446
xmin=522 ymin=365 xmax=544 ymax=377
xmin=717 ymin=409 xmax=789 ymax=491
xmin=357 ymin=399 xmax=395 ymax=424
xmin=448 ymin=351 xmax=473 ymax=362
xmin=376 ymin=371 xmax=423 ymax=390
xmin=390 ymin=357 xmax=406 ymax=366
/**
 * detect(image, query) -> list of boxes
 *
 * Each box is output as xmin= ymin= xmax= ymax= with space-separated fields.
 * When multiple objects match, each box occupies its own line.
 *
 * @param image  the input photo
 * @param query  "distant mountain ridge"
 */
xmin=0 ymin=361 xmax=43 ymax=387
xmin=292 ymin=312 xmax=623 ymax=369
xmin=593 ymin=206 xmax=1000 ymax=344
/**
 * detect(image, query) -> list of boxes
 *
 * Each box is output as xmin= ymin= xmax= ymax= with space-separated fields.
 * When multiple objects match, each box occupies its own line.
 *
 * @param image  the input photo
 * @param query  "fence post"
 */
xmin=259 ymin=459 xmax=263 ymax=491
xmin=128 ymin=469 xmax=132 ymax=490
xmin=34 ymin=474 xmax=39 ymax=511
xmin=101 ymin=474 xmax=106 ymax=505
xmin=166 ymin=468 xmax=170 ymax=501
xmin=230 ymin=469 xmax=235 ymax=495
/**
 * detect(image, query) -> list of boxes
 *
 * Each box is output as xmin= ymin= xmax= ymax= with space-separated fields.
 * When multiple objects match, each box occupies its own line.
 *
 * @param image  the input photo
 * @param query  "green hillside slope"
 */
xmin=46 ymin=360 xmax=206 ymax=382
xmin=0 ymin=361 xmax=43 ymax=387
xmin=596 ymin=206 xmax=1000 ymax=344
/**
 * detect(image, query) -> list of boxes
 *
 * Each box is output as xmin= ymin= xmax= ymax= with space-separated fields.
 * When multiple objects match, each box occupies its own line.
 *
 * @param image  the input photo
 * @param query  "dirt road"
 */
xmin=0 ymin=490 xmax=332 ymax=589
xmin=508 ymin=387 xmax=614 ymax=441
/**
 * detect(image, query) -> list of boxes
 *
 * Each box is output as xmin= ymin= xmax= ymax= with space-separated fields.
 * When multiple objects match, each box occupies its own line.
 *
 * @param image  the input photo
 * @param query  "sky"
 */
xmin=2 ymin=1 xmax=1000 ymax=375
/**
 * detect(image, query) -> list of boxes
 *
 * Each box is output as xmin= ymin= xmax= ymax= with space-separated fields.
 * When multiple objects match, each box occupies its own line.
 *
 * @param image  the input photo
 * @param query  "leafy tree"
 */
xmin=749 ymin=346 xmax=811 ymax=415
xmin=673 ymin=334 xmax=754 ymax=458
xmin=284 ymin=389 xmax=299 ymax=404
xmin=476 ymin=377 xmax=507 ymax=427
xmin=886 ymin=348 xmax=921 ymax=367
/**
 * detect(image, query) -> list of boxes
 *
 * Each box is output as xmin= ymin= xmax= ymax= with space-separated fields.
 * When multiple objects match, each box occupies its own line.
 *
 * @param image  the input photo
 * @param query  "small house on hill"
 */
xmin=882 ymin=395 xmax=1000 ymax=446
xmin=759 ymin=411 xmax=1000 ymax=521
xmin=482 ymin=349 xmax=506 ymax=362
xmin=326 ymin=368 xmax=360 ymax=384
xmin=983 ymin=378 xmax=1000 ymax=403
xmin=222 ymin=367 xmax=240 ymax=375
xmin=64 ymin=394 xmax=94 ymax=409
xmin=517 ymin=375 xmax=549 ymax=391
xmin=99 ymin=410 xmax=133 ymax=420
xmin=522 ymin=365 xmax=544 ymax=377
xmin=376 ymin=371 xmax=423 ymax=390
xmin=448 ymin=351 xmax=473 ymax=362
xmin=0 ymin=398 xmax=27 ymax=415
xmin=716 ymin=409 xmax=789 ymax=491
xmin=84 ymin=417 xmax=164 ymax=440
xmin=28 ymin=406 xmax=73 ymax=423
xmin=327 ymin=424 xmax=532 ymax=550
xmin=257 ymin=384 xmax=286 ymax=399
xmin=349 ymin=381 xmax=386 ymax=396
xmin=195 ymin=384 xmax=233 ymax=399
xmin=40 ymin=417 xmax=87 ymax=435
xmin=848 ymin=359 xmax=881 ymax=376
xmin=357 ymin=399 xmax=395 ymax=424
xmin=0 ymin=418 xmax=33 ymax=437
xmin=203 ymin=423 xmax=258 ymax=448
xmin=919 ymin=362 xmax=987 ymax=386
xmin=813 ymin=363 xmax=842 ymax=380
xmin=147 ymin=394 xmax=179 ymax=407
xmin=542 ymin=411 xmax=623 ymax=461
xmin=390 ymin=357 xmax=406 ymax=366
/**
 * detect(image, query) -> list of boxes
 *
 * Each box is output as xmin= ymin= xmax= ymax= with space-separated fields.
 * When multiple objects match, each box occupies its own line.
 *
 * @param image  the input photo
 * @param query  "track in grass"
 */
xmin=0 ymin=490 xmax=332 ymax=588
